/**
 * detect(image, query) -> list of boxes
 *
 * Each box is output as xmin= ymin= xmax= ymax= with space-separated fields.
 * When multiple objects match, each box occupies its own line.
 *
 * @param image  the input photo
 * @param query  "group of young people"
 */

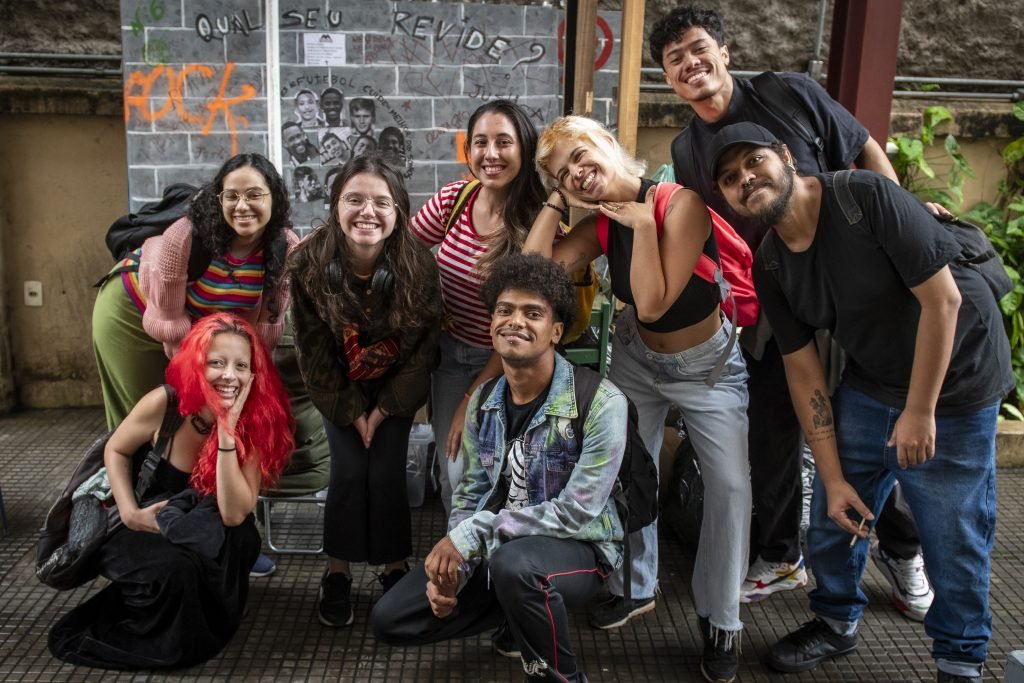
xmin=49 ymin=5 xmax=1009 ymax=683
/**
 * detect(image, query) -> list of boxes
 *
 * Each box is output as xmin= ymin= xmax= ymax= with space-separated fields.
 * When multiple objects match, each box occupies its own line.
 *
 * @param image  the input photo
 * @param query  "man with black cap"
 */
xmin=708 ymin=122 xmax=1013 ymax=683
xmin=646 ymin=4 xmax=937 ymax=620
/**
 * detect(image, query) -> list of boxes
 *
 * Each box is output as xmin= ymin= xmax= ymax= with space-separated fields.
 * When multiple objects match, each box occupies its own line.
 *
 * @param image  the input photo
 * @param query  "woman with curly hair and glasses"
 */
xmin=288 ymin=154 xmax=441 ymax=628
xmin=93 ymin=153 xmax=299 ymax=430
xmin=49 ymin=313 xmax=295 ymax=669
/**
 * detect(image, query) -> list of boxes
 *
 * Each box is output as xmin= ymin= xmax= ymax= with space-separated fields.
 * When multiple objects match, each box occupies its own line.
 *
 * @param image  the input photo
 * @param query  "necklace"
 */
xmin=190 ymin=414 xmax=213 ymax=435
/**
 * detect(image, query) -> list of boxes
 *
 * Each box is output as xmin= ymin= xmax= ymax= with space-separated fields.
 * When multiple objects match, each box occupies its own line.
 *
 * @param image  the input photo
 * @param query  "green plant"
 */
xmin=959 ymin=101 xmax=1024 ymax=419
xmin=889 ymin=105 xmax=975 ymax=211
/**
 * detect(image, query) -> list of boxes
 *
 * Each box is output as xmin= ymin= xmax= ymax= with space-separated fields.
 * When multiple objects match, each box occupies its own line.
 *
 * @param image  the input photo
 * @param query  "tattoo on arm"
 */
xmin=663 ymin=202 xmax=675 ymax=220
xmin=805 ymin=430 xmax=835 ymax=445
xmin=810 ymin=389 xmax=834 ymax=428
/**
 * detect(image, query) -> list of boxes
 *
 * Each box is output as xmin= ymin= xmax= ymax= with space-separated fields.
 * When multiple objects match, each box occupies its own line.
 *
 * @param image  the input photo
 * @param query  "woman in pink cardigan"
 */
xmin=93 ymin=153 xmax=299 ymax=430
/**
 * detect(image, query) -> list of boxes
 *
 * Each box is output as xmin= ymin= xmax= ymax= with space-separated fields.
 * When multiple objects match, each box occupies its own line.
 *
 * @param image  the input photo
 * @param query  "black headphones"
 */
xmin=325 ymin=256 xmax=394 ymax=298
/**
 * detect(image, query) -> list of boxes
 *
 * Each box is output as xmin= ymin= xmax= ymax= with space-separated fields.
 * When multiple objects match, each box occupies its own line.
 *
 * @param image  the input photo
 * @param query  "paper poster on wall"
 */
xmin=303 ymin=33 xmax=347 ymax=66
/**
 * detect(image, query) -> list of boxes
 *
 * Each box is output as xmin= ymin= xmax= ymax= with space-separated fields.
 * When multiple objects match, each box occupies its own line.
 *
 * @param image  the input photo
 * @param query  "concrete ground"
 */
xmin=1 ymin=407 xmax=1022 ymax=682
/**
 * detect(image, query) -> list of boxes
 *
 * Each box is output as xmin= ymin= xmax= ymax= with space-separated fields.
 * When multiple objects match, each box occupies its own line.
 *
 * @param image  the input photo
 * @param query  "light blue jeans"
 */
xmin=808 ymin=385 xmax=998 ymax=676
xmin=432 ymin=331 xmax=492 ymax=518
xmin=607 ymin=307 xmax=751 ymax=633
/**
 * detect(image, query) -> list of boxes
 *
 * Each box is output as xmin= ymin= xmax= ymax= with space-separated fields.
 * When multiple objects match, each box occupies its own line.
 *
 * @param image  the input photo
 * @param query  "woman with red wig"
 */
xmin=49 ymin=313 xmax=294 ymax=670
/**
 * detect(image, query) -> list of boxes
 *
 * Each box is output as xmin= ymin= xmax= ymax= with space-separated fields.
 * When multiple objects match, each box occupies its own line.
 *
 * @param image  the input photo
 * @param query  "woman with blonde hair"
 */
xmin=526 ymin=115 xmax=751 ymax=682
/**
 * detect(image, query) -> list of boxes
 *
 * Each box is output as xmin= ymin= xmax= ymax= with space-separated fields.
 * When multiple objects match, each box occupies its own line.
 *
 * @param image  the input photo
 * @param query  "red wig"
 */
xmin=165 ymin=313 xmax=295 ymax=495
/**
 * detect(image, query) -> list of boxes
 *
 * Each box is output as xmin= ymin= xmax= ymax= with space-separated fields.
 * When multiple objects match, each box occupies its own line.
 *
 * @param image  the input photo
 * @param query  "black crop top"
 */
xmin=606 ymin=179 xmax=721 ymax=332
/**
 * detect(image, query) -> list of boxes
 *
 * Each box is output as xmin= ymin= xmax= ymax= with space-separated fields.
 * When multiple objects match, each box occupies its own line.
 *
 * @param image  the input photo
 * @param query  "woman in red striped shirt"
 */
xmin=409 ymin=100 xmax=550 ymax=516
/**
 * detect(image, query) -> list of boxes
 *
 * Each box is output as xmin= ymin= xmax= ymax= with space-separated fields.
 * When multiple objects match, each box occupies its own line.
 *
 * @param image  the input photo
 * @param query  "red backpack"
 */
xmin=596 ymin=182 xmax=759 ymax=328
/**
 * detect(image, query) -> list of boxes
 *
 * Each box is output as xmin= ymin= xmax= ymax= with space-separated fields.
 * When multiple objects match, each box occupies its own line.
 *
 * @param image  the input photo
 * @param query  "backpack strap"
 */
xmin=751 ymin=71 xmax=828 ymax=171
xmin=444 ymin=180 xmax=482 ymax=236
xmin=134 ymin=385 xmax=185 ymax=501
xmin=830 ymin=169 xmax=862 ymax=225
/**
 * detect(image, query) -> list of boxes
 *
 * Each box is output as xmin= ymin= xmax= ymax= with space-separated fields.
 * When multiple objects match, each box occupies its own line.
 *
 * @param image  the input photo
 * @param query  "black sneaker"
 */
xmin=587 ymin=595 xmax=656 ymax=630
xmin=698 ymin=616 xmax=738 ymax=683
xmin=492 ymin=621 xmax=520 ymax=658
xmin=767 ymin=618 xmax=858 ymax=673
xmin=318 ymin=571 xmax=354 ymax=627
xmin=377 ymin=564 xmax=409 ymax=594
xmin=936 ymin=672 xmax=981 ymax=683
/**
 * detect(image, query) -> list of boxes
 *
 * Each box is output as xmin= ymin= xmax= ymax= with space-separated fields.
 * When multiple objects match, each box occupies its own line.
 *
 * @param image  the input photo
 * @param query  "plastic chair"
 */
xmin=562 ymin=292 xmax=614 ymax=377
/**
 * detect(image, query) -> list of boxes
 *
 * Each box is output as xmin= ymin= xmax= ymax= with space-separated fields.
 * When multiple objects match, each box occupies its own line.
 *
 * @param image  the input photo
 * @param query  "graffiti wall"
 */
xmin=122 ymin=0 xmax=621 ymax=234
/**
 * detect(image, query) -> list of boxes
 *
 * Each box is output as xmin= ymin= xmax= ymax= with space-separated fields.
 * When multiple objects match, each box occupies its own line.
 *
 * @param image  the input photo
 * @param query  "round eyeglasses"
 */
xmin=218 ymin=189 xmax=270 ymax=207
xmin=340 ymin=192 xmax=395 ymax=216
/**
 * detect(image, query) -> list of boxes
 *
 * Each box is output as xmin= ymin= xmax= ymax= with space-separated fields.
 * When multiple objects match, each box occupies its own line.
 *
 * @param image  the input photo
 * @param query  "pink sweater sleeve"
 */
xmin=139 ymin=217 xmax=194 ymax=357
xmin=250 ymin=228 xmax=300 ymax=350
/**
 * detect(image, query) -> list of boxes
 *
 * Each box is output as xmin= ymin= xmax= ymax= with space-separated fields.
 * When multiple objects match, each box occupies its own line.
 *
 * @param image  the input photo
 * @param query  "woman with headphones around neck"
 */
xmin=288 ymin=154 xmax=441 ymax=629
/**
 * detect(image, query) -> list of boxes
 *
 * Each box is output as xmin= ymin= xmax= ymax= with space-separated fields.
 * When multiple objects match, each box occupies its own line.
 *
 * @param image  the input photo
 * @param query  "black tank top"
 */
xmin=606 ymin=179 xmax=720 ymax=332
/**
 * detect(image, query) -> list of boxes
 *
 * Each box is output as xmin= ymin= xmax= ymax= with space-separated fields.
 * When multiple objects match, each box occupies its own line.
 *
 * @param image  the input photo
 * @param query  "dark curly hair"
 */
xmin=465 ymin=99 xmax=549 ymax=275
xmin=287 ymin=153 xmax=439 ymax=336
xmin=481 ymin=253 xmax=577 ymax=332
xmin=187 ymin=153 xmax=292 ymax=325
xmin=649 ymin=6 xmax=726 ymax=69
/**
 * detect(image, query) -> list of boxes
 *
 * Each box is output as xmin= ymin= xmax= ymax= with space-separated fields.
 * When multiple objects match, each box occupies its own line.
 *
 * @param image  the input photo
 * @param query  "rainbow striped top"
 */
xmin=117 ymin=247 xmax=264 ymax=318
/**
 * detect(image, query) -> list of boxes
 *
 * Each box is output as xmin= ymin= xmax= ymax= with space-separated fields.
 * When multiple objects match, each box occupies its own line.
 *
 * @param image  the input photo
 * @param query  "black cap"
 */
xmin=708 ymin=122 xmax=779 ymax=180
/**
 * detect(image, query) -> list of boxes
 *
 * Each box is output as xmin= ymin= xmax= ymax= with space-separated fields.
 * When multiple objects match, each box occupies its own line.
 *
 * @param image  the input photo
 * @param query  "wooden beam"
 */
xmin=616 ymin=0 xmax=645 ymax=155
xmin=572 ymin=0 xmax=598 ymax=116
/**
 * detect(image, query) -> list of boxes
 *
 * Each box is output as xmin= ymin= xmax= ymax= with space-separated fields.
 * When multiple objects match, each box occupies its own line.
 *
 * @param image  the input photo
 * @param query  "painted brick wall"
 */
xmin=121 ymin=0 xmax=621 ymax=235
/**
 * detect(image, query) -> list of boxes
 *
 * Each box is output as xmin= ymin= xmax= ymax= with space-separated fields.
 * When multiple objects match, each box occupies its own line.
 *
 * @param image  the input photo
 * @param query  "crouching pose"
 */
xmin=710 ymin=122 xmax=1014 ymax=683
xmin=371 ymin=253 xmax=627 ymax=683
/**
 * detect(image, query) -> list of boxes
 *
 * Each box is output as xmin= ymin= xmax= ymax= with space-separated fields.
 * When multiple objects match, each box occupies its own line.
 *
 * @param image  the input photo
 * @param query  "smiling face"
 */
xmin=321 ymin=135 xmax=346 ymax=163
xmin=204 ymin=332 xmax=252 ymax=410
xmin=337 ymin=172 xmax=396 ymax=252
xmin=661 ymin=26 xmax=731 ymax=105
xmin=715 ymin=144 xmax=795 ymax=225
xmin=467 ymin=112 xmax=523 ymax=192
xmin=490 ymin=288 xmax=563 ymax=368
xmin=295 ymin=92 xmax=319 ymax=124
xmin=220 ymin=166 xmax=273 ymax=246
xmin=321 ymin=91 xmax=344 ymax=125
xmin=283 ymin=124 xmax=310 ymax=157
xmin=546 ymin=134 xmax=616 ymax=202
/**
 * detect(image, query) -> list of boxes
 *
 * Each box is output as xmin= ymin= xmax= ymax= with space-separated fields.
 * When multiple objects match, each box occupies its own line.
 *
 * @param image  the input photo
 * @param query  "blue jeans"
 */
xmin=432 ymin=332 xmax=492 ymax=517
xmin=808 ymin=385 xmax=998 ymax=668
xmin=607 ymin=308 xmax=750 ymax=632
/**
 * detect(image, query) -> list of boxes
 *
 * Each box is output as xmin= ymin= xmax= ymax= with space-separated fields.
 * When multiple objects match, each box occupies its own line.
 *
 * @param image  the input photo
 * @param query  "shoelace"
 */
xmin=894 ymin=555 xmax=930 ymax=595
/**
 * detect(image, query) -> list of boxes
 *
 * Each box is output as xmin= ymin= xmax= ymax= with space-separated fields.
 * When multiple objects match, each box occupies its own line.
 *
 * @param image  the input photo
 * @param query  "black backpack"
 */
xmin=829 ymin=169 xmax=1012 ymax=302
xmin=750 ymin=71 xmax=828 ymax=171
xmin=101 ymin=183 xmax=214 ymax=284
xmin=477 ymin=364 xmax=659 ymax=600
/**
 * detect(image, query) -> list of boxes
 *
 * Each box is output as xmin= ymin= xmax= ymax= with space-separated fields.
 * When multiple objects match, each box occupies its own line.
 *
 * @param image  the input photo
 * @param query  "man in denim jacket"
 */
xmin=372 ymin=253 xmax=627 ymax=683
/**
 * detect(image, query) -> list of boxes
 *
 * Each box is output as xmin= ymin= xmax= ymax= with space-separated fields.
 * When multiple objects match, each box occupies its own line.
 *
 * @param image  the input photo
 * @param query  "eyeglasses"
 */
xmin=340 ymin=192 xmax=395 ymax=216
xmin=218 ymin=189 xmax=270 ymax=207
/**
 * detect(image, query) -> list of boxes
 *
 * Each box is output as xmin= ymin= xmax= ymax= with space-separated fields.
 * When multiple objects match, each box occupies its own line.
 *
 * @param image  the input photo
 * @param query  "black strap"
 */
xmin=134 ymin=385 xmax=185 ymax=501
xmin=751 ymin=72 xmax=828 ymax=171
xmin=830 ymin=169 xmax=862 ymax=225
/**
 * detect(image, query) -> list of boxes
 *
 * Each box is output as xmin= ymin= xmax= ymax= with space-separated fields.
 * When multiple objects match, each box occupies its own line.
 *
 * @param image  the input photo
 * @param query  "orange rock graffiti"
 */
xmin=123 ymin=62 xmax=257 ymax=155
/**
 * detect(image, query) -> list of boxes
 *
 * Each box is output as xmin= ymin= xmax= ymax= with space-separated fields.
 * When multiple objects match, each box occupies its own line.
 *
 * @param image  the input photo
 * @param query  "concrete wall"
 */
xmin=0 ymin=114 xmax=127 ymax=408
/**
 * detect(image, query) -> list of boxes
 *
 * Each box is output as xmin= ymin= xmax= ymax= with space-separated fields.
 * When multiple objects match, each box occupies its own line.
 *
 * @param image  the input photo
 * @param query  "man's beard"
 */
xmin=753 ymin=163 xmax=795 ymax=225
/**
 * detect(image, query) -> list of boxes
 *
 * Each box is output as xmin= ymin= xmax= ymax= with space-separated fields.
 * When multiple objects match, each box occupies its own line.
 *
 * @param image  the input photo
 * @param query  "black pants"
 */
xmin=322 ymin=414 xmax=413 ymax=564
xmin=371 ymin=536 xmax=607 ymax=682
xmin=745 ymin=339 xmax=921 ymax=563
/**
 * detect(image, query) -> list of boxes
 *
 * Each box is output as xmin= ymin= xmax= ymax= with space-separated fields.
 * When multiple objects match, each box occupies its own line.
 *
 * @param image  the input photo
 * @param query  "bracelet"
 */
xmin=543 ymin=202 xmax=565 ymax=213
xmin=552 ymin=187 xmax=568 ymax=209
xmin=218 ymin=446 xmax=237 ymax=452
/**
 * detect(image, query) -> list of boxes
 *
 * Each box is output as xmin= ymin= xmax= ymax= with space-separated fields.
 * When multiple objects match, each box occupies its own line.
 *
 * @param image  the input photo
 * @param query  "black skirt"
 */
xmin=48 ymin=463 xmax=260 ymax=670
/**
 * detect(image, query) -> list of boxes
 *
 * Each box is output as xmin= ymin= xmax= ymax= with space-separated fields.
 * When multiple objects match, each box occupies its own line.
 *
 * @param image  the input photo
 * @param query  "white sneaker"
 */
xmin=740 ymin=555 xmax=808 ymax=603
xmin=870 ymin=541 xmax=933 ymax=622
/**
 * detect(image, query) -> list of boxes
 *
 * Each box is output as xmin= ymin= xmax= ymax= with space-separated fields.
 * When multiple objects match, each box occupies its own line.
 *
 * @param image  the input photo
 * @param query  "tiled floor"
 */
xmin=1 ymin=407 xmax=1021 ymax=682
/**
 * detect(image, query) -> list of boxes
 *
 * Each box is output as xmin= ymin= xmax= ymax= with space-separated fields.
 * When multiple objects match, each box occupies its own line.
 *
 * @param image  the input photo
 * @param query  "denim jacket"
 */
xmin=448 ymin=354 xmax=627 ymax=569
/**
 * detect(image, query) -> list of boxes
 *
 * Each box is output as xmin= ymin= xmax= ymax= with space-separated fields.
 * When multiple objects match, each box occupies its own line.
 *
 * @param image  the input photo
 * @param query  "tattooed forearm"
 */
xmin=810 ymin=389 xmax=833 ymax=428
xmin=805 ymin=430 xmax=835 ymax=445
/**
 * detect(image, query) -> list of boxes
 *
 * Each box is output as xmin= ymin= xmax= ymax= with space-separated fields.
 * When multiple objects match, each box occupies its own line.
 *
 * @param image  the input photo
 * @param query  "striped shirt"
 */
xmin=410 ymin=181 xmax=494 ymax=348
xmin=185 ymin=250 xmax=264 ymax=318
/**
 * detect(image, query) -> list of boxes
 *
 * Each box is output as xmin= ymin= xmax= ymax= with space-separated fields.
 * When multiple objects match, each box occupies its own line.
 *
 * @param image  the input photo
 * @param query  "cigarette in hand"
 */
xmin=849 ymin=517 xmax=867 ymax=548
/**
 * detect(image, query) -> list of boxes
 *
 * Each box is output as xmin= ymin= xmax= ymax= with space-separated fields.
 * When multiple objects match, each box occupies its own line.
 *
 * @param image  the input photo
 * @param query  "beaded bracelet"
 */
xmin=552 ymin=187 xmax=568 ymax=209
xmin=543 ymin=202 xmax=565 ymax=213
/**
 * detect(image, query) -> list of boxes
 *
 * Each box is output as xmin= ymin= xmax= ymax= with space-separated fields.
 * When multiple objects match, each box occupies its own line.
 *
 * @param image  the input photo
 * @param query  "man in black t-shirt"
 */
xmin=708 ymin=122 xmax=1013 ymax=683
xmin=648 ymin=5 xmax=935 ymax=620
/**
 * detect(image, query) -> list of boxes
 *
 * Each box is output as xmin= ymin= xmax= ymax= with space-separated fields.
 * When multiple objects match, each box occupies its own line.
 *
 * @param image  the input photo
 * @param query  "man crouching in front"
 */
xmin=371 ymin=253 xmax=627 ymax=683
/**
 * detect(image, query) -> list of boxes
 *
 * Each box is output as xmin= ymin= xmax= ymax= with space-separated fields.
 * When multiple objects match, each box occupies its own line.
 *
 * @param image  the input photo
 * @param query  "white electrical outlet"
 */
xmin=24 ymin=281 xmax=43 ymax=307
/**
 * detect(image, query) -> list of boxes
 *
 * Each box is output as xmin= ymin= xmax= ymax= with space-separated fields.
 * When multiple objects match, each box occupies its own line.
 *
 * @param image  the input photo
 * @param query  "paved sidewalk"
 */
xmin=1 ymin=407 xmax=1021 ymax=682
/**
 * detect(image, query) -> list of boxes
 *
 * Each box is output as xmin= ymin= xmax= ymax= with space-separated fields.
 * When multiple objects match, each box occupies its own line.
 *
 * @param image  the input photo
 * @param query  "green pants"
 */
xmin=92 ymin=277 xmax=168 ymax=430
